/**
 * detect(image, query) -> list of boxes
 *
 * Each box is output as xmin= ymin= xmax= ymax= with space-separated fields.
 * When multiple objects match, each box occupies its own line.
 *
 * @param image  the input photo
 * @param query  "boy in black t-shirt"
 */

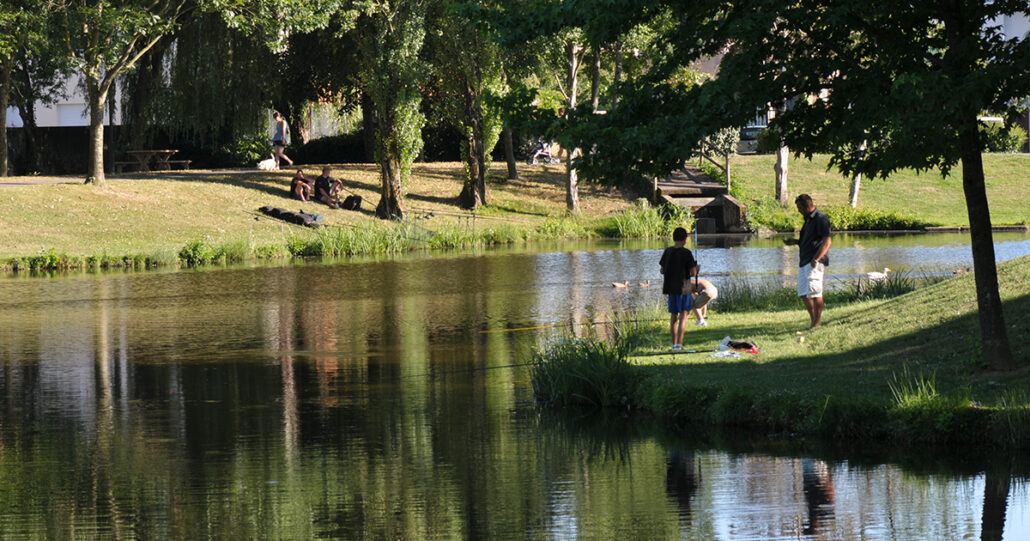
xmin=659 ymin=227 xmax=698 ymax=351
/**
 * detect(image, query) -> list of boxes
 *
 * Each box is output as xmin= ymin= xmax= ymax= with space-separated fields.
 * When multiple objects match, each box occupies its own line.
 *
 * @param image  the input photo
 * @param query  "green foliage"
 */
xmin=991 ymin=387 xmax=1030 ymax=448
xmin=216 ymin=133 xmax=272 ymax=167
xmin=214 ymin=238 xmax=253 ymax=263
xmin=179 ymin=239 xmax=216 ymax=267
xmin=27 ymin=248 xmax=62 ymax=271
xmin=980 ymin=122 xmax=1028 ymax=153
xmin=887 ymin=367 xmax=977 ymax=445
xmin=355 ymin=0 xmax=427 ymax=216
xmin=754 ymin=127 xmax=779 ymax=154
xmin=537 ymin=216 xmax=590 ymax=239
xmin=595 ymin=200 xmax=695 ymax=238
xmin=707 ymin=126 xmax=740 ymax=155
xmin=821 ymin=205 xmax=929 ymax=231
xmin=531 ymin=337 xmax=641 ymax=408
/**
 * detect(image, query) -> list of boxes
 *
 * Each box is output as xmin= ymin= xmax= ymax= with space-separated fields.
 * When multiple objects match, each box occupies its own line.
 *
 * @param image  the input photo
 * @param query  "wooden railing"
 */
xmin=697 ymin=138 xmax=731 ymax=191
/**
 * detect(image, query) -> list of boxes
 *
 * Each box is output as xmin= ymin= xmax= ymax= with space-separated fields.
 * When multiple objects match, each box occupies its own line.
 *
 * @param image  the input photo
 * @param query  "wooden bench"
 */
xmin=165 ymin=160 xmax=192 ymax=170
xmin=114 ymin=161 xmax=138 ymax=173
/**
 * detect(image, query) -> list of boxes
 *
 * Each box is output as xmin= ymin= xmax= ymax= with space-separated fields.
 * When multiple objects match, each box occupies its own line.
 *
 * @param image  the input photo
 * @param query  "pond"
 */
xmin=1 ymin=232 xmax=1028 ymax=539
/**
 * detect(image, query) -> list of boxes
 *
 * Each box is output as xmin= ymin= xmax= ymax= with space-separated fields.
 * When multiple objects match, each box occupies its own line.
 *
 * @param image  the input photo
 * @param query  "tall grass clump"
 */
xmin=214 ymin=238 xmax=253 ymax=263
xmin=537 ymin=216 xmax=591 ymax=239
xmin=713 ymin=280 xmax=801 ymax=312
xmin=603 ymin=200 xmax=695 ymax=239
xmin=531 ymin=337 xmax=641 ymax=408
xmin=822 ymin=205 xmax=931 ymax=231
xmin=835 ymin=271 xmax=919 ymax=301
xmin=311 ymin=222 xmax=419 ymax=257
xmin=991 ymin=387 xmax=1030 ymax=448
xmin=887 ymin=367 xmax=976 ymax=445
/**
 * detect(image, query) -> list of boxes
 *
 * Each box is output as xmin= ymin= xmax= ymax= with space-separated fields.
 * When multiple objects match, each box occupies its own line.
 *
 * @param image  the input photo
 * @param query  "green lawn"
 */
xmin=635 ymin=254 xmax=1030 ymax=404
xmin=533 ymin=254 xmax=1030 ymax=445
xmin=729 ymin=152 xmax=1030 ymax=227
xmin=0 ymin=163 xmax=631 ymax=262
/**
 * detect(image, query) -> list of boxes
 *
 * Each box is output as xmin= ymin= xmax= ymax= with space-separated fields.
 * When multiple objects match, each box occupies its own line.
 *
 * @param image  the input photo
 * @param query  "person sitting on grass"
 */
xmin=690 ymin=277 xmax=718 ymax=327
xmin=291 ymin=169 xmax=313 ymax=202
xmin=314 ymin=166 xmax=343 ymax=208
xmin=659 ymin=226 xmax=698 ymax=351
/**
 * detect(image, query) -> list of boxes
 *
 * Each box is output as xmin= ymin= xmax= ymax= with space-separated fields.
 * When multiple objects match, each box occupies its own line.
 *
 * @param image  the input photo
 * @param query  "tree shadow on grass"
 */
xmin=658 ymin=291 xmax=1030 ymax=400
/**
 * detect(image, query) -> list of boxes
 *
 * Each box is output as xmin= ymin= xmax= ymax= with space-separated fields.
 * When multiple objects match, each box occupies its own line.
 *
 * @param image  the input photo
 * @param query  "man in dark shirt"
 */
xmin=659 ymin=227 xmax=698 ymax=350
xmin=784 ymin=194 xmax=832 ymax=329
xmin=314 ymin=166 xmax=343 ymax=208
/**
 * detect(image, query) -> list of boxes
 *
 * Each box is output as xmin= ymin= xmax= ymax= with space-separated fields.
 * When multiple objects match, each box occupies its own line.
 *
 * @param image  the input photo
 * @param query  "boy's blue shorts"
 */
xmin=667 ymin=293 xmax=693 ymax=314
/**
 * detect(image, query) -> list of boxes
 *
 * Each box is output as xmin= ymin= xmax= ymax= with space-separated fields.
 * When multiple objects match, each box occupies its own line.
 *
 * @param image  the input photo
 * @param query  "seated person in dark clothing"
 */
xmin=290 ymin=169 xmax=313 ymax=201
xmin=313 ymin=166 xmax=343 ymax=208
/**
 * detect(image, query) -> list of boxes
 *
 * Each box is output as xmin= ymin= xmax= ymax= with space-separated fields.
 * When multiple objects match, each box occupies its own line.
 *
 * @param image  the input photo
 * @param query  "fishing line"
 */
xmin=479 ymin=318 xmax=667 ymax=334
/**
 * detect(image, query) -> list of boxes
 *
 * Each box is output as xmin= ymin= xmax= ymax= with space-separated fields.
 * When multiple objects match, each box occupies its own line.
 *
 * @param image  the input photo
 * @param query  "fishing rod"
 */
xmin=479 ymin=318 xmax=667 ymax=334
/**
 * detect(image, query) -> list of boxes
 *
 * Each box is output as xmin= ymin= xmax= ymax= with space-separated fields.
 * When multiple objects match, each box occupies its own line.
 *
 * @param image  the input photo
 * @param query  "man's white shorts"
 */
xmin=798 ymin=262 xmax=825 ymax=298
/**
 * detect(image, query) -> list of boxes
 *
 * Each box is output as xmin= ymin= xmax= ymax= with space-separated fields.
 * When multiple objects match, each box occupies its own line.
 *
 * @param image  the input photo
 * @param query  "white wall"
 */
xmin=5 ymin=72 xmax=123 ymax=128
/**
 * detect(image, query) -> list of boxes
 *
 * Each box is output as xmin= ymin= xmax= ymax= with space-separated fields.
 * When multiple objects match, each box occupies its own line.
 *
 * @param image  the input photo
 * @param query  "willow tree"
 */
xmin=553 ymin=0 xmax=1030 ymax=370
xmin=353 ymin=0 xmax=426 ymax=220
xmin=428 ymin=0 xmax=505 ymax=209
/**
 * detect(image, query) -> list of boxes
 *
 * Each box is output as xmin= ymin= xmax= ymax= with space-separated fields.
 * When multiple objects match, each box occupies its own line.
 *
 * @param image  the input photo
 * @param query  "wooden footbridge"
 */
xmin=654 ymin=163 xmax=747 ymax=233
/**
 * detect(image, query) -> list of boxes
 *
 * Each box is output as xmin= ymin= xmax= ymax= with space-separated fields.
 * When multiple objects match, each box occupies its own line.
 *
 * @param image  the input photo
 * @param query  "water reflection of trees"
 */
xmin=0 ymin=262 xmax=1027 ymax=538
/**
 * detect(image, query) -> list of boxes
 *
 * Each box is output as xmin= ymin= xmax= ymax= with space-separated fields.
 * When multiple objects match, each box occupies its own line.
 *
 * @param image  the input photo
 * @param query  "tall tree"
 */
xmin=555 ymin=0 xmax=1030 ymax=370
xmin=428 ymin=0 xmax=505 ymax=209
xmin=0 ymin=3 xmax=40 ymax=176
xmin=354 ymin=0 xmax=427 ymax=219
xmin=52 ymin=0 xmax=190 ymax=186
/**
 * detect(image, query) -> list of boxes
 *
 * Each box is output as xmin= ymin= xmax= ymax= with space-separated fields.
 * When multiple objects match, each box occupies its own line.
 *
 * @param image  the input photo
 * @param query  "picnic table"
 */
xmin=115 ymin=150 xmax=191 ymax=173
xmin=125 ymin=149 xmax=177 ymax=171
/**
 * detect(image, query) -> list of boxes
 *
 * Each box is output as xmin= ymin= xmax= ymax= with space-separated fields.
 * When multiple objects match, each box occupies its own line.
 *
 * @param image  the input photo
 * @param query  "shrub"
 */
xmin=179 ymin=239 xmax=216 ymax=267
xmin=822 ymin=204 xmax=929 ymax=231
xmin=214 ymin=134 xmax=270 ymax=167
xmin=755 ymin=127 xmax=780 ymax=154
xmin=980 ymin=121 xmax=1028 ymax=152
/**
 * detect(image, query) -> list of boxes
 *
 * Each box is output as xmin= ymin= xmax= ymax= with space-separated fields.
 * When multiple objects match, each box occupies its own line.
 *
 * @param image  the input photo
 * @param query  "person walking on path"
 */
xmin=660 ymin=227 xmax=698 ymax=350
xmin=784 ymin=194 xmax=832 ymax=329
xmin=272 ymin=111 xmax=293 ymax=170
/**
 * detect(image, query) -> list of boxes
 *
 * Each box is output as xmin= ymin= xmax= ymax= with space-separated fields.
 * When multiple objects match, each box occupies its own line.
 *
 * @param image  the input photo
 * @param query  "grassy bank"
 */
xmin=0 ymin=163 xmax=689 ymax=271
xmin=722 ymin=153 xmax=1030 ymax=230
xmin=530 ymin=255 xmax=1030 ymax=448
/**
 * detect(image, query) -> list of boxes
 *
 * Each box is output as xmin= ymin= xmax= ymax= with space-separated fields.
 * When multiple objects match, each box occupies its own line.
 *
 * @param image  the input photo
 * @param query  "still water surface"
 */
xmin=1 ymin=232 xmax=1029 ymax=539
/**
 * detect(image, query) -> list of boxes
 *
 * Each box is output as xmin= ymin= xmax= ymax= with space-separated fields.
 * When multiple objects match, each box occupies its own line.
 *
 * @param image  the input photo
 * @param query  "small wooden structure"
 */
xmin=114 ymin=150 xmax=191 ymax=173
xmin=655 ymin=164 xmax=746 ymax=233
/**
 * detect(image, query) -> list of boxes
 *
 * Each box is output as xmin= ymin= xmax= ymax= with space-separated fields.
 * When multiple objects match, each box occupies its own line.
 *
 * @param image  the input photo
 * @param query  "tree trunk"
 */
xmin=376 ymin=155 xmax=405 ymax=219
xmin=981 ymin=469 xmax=1010 ymax=541
xmin=459 ymin=89 xmax=488 ymax=209
xmin=502 ymin=124 xmax=518 ymax=181
xmin=611 ymin=41 xmax=623 ymax=111
xmin=848 ymin=140 xmax=867 ymax=208
xmin=959 ymin=118 xmax=1013 ymax=370
xmin=361 ymin=93 xmax=377 ymax=163
xmin=85 ymin=73 xmax=108 ymax=186
xmin=13 ymin=61 xmax=42 ymax=174
xmin=565 ymin=41 xmax=581 ymax=213
xmin=590 ymin=48 xmax=601 ymax=113
xmin=0 ymin=57 xmax=12 ymax=176
xmin=775 ymin=143 xmax=789 ymax=207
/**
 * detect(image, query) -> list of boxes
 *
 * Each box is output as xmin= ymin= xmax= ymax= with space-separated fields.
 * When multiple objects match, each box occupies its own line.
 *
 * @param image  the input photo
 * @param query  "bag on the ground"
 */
xmin=342 ymin=195 xmax=362 ymax=211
